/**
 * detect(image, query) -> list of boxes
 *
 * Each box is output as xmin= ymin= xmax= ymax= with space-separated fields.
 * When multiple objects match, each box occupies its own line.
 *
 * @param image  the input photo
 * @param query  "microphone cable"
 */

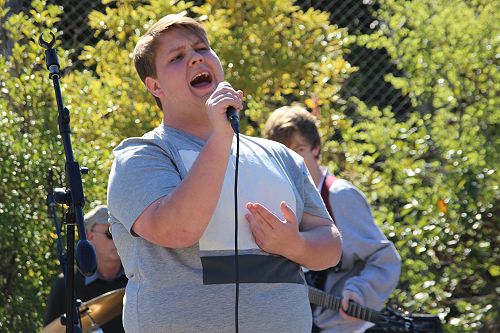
xmin=233 ymin=132 xmax=240 ymax=333
xmin=223 ymin=81 xmax=241 ymax=333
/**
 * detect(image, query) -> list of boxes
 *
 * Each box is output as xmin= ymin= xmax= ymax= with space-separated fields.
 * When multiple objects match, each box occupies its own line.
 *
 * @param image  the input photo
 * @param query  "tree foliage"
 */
xmin=0 ymin=0 xmax=66 ymax=330
xmin=321 ymin=1 xmax=498 ymax=332
xmin=80 ymin=0 xmax=353 ymax=136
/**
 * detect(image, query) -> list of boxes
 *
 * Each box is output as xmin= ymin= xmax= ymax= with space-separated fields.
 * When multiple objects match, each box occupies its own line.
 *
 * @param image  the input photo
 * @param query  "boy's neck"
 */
xmin=163 ymin=110 xmax=213 ymax=140
xmin=309 ymin=162 xmax=324 ymax=187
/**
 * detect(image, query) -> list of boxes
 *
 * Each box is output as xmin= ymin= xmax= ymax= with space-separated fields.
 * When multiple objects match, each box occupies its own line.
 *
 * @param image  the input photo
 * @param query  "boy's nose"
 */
xmin=189 ymin=52 xmax=204 ymax=66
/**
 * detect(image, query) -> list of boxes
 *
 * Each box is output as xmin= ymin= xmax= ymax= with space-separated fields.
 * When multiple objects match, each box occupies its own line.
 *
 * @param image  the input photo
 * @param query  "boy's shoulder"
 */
xmin=243 ymin=135 xmax=297 ymax=158
xmin=112 ymin=125 xmax=187 ymax=156
xmin=242 ymin=135 xmax=306 ymax=172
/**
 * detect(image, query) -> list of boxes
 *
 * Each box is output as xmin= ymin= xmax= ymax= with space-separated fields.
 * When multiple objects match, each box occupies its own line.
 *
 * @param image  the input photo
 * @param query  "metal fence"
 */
xmin=9 ymin=0 xmax=411 ymax=115
xmin=299 ymin=0 xmax=412 ymax=115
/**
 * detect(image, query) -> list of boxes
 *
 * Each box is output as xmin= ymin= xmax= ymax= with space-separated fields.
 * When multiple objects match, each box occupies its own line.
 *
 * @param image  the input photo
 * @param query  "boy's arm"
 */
xmin=132 ymin=84 xmax=242 ymax=248
xmin=331 ymin=185 xmax=401 ymax=310
xmin=132 ymin=132 xmax=232 ymax=248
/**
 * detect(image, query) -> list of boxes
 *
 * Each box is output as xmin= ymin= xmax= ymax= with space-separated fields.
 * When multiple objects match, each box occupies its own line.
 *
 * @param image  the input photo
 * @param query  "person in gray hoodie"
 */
xmin=265 ymin=105 xmax=402 ymax=333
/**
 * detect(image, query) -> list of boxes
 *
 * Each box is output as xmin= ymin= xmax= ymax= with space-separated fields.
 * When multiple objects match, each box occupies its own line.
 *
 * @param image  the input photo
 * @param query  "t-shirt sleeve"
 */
xmin=107 ymin=139 xmax=181 ymax=233
xmin=289 ymin=154 xmax=332 ymax=225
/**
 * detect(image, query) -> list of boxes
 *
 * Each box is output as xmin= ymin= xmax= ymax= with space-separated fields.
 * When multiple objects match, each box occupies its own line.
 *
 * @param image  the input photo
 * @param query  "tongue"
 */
xmin=191 ymin=79 xmax=211 ymax=88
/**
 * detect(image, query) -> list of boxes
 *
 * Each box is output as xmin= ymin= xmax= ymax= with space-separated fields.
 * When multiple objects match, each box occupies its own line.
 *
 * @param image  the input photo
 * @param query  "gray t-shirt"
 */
xmin=107 ymin=125 xmax=332 ymax=333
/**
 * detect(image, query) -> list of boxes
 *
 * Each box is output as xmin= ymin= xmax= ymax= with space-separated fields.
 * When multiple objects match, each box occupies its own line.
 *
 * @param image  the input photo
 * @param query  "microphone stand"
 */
xmin=39 ymin=32 xmax=97 ymax=333
xmin=46 ymin=168 xmax=66 ymax=276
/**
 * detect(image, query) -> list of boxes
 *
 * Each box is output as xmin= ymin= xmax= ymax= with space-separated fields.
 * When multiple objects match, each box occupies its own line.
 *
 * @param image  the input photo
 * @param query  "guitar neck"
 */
xmin=308 ymin=287 xmax=385 ymax=323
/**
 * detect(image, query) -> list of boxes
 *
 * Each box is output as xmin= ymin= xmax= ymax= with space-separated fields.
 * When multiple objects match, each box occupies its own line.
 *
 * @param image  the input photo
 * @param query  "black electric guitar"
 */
xmin=308 ymin=287 xmax=443 ymax=333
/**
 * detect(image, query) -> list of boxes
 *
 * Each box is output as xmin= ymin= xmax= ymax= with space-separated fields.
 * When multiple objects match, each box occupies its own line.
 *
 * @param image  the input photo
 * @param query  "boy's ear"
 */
xmin=145 ymin=76 xmax=163 ymax=98
xmin=312 ymin=145 xmax=321 ymax=160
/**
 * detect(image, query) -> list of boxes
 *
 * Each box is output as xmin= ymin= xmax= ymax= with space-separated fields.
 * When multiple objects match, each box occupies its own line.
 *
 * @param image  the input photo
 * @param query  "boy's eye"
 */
xmin=170 ymin=54 xmax=183 ymax=62
xmin=294 ymin=147 xmax=309 ymax=155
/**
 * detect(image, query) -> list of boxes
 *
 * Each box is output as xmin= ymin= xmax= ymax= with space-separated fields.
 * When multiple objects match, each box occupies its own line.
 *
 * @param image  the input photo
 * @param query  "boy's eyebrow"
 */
xmin=165 ymin=45 xmax=186 ymax=55
xmin=165 ymin=39 xmax=207 ymax=55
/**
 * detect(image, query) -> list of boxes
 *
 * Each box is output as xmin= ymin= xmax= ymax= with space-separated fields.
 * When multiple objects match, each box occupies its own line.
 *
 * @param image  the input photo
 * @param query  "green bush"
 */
xmin=0 ymin=0 xmax=66 ymax=330
xmin=323 ymin=1 xmax=498 ymax=331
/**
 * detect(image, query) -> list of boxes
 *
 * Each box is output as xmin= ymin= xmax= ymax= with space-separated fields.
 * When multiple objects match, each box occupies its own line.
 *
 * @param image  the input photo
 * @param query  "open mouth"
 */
xmin=190 ymin=72 xmax=212 ymax=87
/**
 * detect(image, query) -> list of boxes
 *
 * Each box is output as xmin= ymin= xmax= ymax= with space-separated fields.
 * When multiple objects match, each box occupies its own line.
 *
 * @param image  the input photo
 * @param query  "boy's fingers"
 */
xmin=280 ymin=201 xmax=297 ymax=225
xmin=246 ymin=203 xmax=277 ymax=229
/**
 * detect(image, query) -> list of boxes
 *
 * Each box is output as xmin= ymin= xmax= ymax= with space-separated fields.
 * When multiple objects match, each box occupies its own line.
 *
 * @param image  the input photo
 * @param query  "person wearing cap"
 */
xmin=43 ymin=205 xmax=127 ymax=332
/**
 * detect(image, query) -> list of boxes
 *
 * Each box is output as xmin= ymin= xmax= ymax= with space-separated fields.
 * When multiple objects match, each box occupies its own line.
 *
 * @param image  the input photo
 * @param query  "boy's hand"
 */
xmin=340 ymin=290 xmax=364 ymax=322
xmin=245 ymin=201 xmax=302 ymax=257
xmin=205 ymin=82 xmax=243 ymax=135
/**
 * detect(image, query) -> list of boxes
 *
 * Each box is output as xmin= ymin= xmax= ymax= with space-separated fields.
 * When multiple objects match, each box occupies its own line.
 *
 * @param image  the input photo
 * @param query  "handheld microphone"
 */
xmin=220 ymin=81 xmax=240 ymax=134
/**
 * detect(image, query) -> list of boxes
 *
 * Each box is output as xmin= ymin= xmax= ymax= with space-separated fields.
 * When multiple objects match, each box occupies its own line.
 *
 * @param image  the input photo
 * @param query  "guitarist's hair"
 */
xmin=264 ymin=105 xmax=322 ymax=159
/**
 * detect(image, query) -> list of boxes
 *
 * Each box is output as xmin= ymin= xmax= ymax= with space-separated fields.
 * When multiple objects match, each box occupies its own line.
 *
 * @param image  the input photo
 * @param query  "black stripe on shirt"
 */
xmin=201 ymin=254 xmax=303 ymax=285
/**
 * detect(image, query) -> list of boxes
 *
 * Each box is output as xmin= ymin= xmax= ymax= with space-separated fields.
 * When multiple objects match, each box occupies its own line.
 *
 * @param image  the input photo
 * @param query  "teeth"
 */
xmin=193 ymin=72 xmax=208 ymax=80
xmin=190 ymin=72 xmax=211 ymax=86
